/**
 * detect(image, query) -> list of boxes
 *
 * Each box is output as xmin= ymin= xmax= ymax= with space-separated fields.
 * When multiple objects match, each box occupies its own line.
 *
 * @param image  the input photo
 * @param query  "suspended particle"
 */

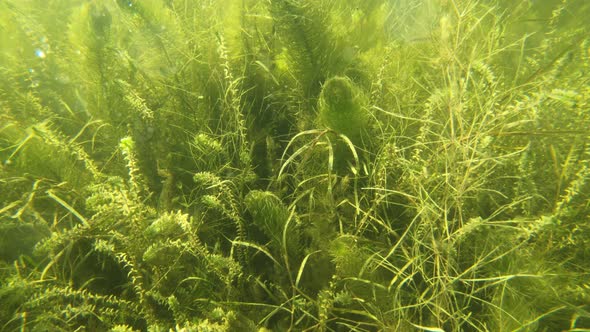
xmin=34 ymin=49 xmax=46 ymax=59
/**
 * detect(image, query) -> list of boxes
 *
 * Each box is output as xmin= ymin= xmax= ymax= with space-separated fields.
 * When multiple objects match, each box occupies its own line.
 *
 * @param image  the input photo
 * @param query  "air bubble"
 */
xmin=34 ymin=49 xmax=46 ymax=59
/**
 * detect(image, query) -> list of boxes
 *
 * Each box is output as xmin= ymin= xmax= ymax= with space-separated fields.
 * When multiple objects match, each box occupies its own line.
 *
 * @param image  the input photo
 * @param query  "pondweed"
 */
xmin=0 ymin=0 xmax=589 ymax=331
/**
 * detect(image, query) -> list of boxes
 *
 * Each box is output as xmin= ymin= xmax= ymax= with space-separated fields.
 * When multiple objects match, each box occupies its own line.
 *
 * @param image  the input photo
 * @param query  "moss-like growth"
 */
xmin=244 ymin=190 xmax=301 ymax=260
xmin=318 ymin=76 xmax=369 ymax=144
xmin=1 ymin=0 xmax=590 ymax=331
xmin=144 ymin=211 xmax=185 ymax=239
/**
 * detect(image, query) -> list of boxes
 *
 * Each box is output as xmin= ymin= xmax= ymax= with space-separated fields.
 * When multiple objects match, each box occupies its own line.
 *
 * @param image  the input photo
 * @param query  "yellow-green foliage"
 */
xmin=318 ymin=76 xmax=369 ymax=143
xmin=1 ymin=0 xmax=590 ymax=331
xmin=244 ymin=190 xmax=301 ymax=262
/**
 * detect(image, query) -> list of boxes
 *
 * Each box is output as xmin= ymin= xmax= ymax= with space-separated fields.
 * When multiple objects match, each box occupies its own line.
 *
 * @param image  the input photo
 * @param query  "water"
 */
xmin=0 ymin=0 xmax=589 ymax=331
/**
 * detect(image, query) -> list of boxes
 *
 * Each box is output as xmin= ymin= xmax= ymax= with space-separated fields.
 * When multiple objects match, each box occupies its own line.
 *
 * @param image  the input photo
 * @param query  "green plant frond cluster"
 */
xmin=1 ymin=0 xmax=590 ymax=331
xmin=318 ymin=76 xmax=370 ymax=145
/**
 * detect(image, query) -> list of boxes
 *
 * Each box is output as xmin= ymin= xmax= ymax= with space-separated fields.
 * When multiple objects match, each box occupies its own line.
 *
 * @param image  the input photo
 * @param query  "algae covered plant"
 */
xmin=1 ymin=0 xmax=589 ymax=331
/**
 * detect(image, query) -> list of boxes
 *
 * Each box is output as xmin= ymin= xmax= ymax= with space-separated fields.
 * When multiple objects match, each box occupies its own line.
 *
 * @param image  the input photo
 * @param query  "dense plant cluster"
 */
xmin=1 ymin=0 xmax=589 ymax=331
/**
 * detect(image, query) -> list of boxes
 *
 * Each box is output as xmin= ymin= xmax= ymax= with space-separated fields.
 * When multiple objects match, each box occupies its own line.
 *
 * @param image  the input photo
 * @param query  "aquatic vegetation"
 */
xmin=318 ymin=76 xmax=369 ymax=145
xmin=1 ymin=0 xmax=589 ymax=331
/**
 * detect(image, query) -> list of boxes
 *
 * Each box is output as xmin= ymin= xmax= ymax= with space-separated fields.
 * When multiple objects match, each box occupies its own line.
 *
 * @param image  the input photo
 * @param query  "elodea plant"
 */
xmin=318 ymin=76 xmax=369 ymax=145
xmin=1 ymin=0 xmax=589 ymax=331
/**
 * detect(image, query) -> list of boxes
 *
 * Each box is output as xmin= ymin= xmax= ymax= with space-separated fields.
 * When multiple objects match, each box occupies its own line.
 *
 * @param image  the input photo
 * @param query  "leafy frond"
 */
xmin=1 ymin=0 xmax=589 ymax=331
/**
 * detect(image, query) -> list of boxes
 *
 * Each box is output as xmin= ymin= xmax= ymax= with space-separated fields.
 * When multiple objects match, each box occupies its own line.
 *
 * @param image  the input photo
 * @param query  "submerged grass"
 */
xmin=0 ymin=0 xmax=589 ymax=331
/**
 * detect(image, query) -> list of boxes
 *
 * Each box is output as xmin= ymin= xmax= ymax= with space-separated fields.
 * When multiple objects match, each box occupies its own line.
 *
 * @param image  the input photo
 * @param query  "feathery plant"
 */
xmin=1 ymin=0 xmax=589 ymax=331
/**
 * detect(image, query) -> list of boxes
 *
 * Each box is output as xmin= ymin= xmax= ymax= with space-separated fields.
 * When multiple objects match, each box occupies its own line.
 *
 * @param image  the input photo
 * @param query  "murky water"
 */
xmin=1 ymin=1 xmax=589 ymax=331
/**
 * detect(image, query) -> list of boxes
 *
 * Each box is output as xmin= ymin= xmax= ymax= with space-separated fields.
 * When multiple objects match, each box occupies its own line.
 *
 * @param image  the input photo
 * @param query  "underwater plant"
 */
xmin=318 ymin=76 xmax=370 ymax=145
xmin=1 ymin=0 xmax=589 ymax=331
